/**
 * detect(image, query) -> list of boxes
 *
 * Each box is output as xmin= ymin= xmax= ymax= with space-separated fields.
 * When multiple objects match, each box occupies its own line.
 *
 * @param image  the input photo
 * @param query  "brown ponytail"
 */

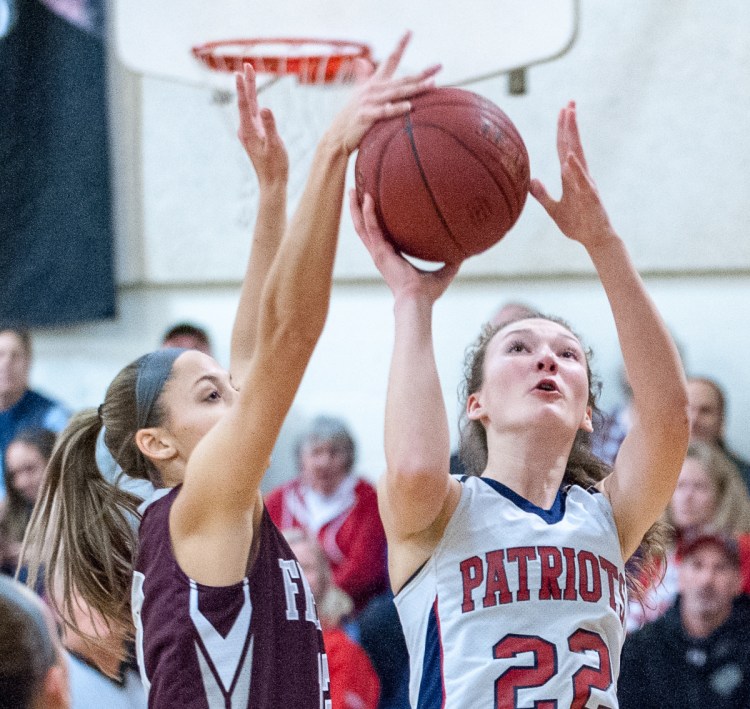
xmin=20 ymin=356 xmax=167 ymax=639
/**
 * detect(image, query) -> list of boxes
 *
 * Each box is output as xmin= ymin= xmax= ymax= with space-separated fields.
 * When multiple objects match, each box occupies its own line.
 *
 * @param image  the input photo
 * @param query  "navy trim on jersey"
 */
xmin=417 ymin=599 xmax=445 ymax=708
xmin=477 ymin=477 xmax=567 ymax=524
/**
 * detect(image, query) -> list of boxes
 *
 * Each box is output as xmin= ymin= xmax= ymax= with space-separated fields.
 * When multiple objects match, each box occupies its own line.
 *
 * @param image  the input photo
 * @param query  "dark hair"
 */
xmin=296 ymin=415 xmax=357 ymax=472
xmin=20 ymin=354 xmax=175 ymax=639
xmin=161 ymin=322 xmax=211 ymax=350
xmin=0 ymin=326 xmax=32 ymax=358
xmin=0 ymin=576 xmax=58 ymax=709
xmin=456 ymin=313 xmax=666 ymax=598
xmin=1 ymin=428 xmax=58 ymax=563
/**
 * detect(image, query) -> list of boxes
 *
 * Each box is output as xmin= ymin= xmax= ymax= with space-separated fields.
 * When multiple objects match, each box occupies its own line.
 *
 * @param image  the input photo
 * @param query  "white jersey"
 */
xmin=394 ymin=475 xmax=627 ymax=709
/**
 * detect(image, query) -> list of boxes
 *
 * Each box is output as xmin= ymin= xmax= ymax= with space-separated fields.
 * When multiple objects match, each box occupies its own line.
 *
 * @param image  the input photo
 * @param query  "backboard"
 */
xmin=114 ymin=0 xmax=579 ymax=90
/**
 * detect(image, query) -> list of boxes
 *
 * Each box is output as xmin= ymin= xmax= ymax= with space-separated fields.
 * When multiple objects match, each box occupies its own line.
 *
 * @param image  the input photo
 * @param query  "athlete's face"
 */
xmin=670 ymin=457 xmax=718 ymax=530
xmin=468 ymin=319 xmax=592 ymax=437
xmin=679 ymin=544 xmax=739 ymax=626
xmin=157 ymin=350 xmax=236 ymax=466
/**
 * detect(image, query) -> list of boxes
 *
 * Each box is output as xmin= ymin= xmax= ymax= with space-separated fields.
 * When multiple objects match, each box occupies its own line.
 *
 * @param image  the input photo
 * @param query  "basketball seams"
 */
xmin=403 ymin=113 xmax=469 ymax=260
xmin=409 ymin=102 xmax=529 ymax=217
xmin=412 ymin=120 xmax=523 ymax=230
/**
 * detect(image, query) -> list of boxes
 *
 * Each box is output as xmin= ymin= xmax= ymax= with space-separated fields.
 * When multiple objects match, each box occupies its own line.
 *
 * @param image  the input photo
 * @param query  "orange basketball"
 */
xmin=355 ymin=87 xmax=530 ymax=263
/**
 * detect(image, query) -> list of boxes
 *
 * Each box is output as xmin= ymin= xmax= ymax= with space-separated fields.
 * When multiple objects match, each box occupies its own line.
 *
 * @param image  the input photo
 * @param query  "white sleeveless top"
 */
xmin=394 ymin=475 xmax=627 ymax=708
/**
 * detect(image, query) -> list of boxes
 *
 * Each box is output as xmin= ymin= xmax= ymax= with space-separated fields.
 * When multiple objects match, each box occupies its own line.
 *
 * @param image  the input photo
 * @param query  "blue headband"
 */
xmin=135 ymin=348 xmax=186 ymax=429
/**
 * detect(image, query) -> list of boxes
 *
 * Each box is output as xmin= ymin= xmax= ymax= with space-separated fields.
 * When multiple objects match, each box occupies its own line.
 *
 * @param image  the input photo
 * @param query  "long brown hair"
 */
xmin=456 ymin=314 xmax=668 ymax=598
xmin=20 ymin=356 xmax=168 ymax=638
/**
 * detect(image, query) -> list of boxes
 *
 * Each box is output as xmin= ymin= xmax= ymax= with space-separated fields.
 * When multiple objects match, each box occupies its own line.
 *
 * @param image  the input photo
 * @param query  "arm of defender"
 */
xmin=531 ymin=102 xmax=689 ymax=560
xmin=172 ymin=36 xmax=441 ymax=583
xmin=229 ymin=65 xmax=289 ymax=382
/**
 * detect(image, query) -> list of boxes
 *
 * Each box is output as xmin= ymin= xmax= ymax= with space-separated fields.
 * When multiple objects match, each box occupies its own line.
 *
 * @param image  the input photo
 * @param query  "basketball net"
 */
xmin=192 ymin=39 xmax=372 ymax=229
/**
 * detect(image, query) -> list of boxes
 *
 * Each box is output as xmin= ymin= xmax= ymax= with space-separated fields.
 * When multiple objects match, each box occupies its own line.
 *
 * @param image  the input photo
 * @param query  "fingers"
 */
xmin=236 ymin=64 xmax=258 ymax=116
xmin=259 ymin=107 xmax=278 ymax=140
xmin=351 ymin=56 xmax=376 ymax=82
xmin=348 ymin=189 xmax=367 ymax=240
xmin=529 ymin=178 xmax=556 ymax=215
xmin=374 ymin=31 xmax=412 ymax=80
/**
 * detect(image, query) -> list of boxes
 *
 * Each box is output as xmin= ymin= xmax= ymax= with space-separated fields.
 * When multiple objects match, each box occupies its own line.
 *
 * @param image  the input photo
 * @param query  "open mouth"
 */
xmin=535 ymin=379 xmax=559 ymax=393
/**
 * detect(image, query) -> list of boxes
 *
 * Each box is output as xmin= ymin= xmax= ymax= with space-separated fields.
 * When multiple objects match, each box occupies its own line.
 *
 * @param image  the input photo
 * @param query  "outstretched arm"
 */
xmin=531 ymin=102 xmax=689 ymax=560
xmin=229 ymin=64 xmax=289 ymax=381
xmin=351 ymin=193 xmax=462 ymax=591
xmin=174 ymin=35 xmax=441 ymax=585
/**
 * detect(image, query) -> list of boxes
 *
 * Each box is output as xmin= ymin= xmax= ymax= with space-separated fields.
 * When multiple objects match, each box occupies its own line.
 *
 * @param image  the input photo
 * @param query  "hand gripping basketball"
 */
xmin=327 ymin=32 xmax=441 ymax=156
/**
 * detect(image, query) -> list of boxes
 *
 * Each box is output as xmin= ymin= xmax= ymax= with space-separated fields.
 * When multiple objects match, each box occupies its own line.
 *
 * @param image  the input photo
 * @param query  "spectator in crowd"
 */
xmin=0 ymin=427 xmax=57 ymax=577
xmin=286 ymin=529 xmax=380 ymax=709
xmin=357 ymin=592 xmax=411 ymax=709
xmin=62 ymin=590 xmax=146 ymax=708
xmin=0 ymin=327 xmax=69 ymax=495
xmin=687 ymin=376 xmax=750 ymax=490
xmin=266 ymin=415 xmax=388 ymax=614
xmin=0 ymin=575 xmax=70 ymax=709
xmin=591 ymin=364 xmax=631 ymax=466
xmin=619 ymin=532 xmax=750 ymax=709
xmin=159 ymin=322 xmax=213 ymax=356
xmin=628 ymin=440 xmax=750 ymax=630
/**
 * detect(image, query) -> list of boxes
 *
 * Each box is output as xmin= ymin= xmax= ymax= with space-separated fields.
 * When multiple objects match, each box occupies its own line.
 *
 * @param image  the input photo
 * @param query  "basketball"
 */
xmin=355 ymin=87 xmax=530 ymax=263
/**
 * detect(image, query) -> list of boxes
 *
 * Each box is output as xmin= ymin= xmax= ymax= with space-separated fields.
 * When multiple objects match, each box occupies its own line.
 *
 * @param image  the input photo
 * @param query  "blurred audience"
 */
xmin=0 ymin=575 xmax=70 ymax=709
xmin=628 ymin=440 xmax=750 ymax=630
xmin=0 ymin=327 xmax=69 ymax=496
xmin=266 ymin=415 xmax=387 ymax=614
xmin=591 ymin=363 xmax=632 ymax=466
xmin=0 ymin=427 xmax=57 ymax=577
xmin=159 ymin=322 xmax=213 ymax=355
xmin=687 ymin=376 xmax=750 ymax=490
xmin=358 ymin=592 xmax=411 ymax=709
xmin=61 ymin=590 xmax=146 ymax=708
xmin=619 ymin=532 xmax=750 ymax=708
xmin=286 ymin=529 xmax=380 ymax=709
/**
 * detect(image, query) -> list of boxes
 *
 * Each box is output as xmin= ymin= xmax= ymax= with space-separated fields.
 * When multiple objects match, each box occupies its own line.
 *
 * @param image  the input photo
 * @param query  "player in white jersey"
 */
xmin=350 ymin=103 xmax=689 ymax=707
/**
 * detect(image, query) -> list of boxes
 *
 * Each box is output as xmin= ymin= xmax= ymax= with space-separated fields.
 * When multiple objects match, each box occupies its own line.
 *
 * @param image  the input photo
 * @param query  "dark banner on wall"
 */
xmin=0 ymin=0 xmax=115 ymax=327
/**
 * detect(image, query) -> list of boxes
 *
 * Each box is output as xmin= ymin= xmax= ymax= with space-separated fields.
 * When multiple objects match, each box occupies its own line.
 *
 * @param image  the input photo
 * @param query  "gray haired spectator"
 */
xmin=266 ymin=415 xmax=388 ymax=613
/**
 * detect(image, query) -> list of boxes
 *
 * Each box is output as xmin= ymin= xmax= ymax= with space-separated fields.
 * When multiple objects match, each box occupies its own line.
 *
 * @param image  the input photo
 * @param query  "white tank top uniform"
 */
xmin=394 ymin=475 xmax=627 ymax=708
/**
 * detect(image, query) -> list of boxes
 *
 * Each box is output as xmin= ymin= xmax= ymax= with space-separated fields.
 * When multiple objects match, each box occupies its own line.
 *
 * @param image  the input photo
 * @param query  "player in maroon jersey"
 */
xmin=20 ymin=33 xmax=439 ymax=708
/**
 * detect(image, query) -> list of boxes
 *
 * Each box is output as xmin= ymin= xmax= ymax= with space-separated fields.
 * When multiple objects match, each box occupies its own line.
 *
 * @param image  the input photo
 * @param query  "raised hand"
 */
xmin=236 ymin=63 xmax=289 ymax=186
xmin=329 ymin=32 xmax=442 ymax=155
xmin=349 ymin=190 xmax=460 ymax=302
xmin=530 ymin=101 xmax=616 ymax=250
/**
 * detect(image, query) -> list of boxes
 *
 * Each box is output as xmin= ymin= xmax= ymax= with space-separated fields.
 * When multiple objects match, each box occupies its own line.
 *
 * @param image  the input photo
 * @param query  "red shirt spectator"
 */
xmin=266 ymin=417 xmax=387 ymax=613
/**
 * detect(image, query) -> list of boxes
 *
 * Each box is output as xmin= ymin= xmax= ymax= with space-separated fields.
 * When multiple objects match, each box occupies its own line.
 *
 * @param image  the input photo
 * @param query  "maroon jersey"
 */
xmin=132 ymin=487 xmax=331 ymax=708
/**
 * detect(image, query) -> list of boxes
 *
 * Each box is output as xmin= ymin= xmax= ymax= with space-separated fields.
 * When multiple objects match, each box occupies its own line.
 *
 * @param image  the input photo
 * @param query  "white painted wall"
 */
xmin=24 ymin=0 xmax=750 ymax=488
